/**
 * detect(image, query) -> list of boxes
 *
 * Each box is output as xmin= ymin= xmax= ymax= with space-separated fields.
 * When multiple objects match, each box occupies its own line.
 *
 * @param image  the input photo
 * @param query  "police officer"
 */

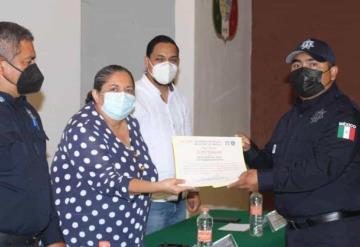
xmin=0 ymin=22 xmax=65 ymax=247
xmin=229 ymin=38 xmax=360 ymax=246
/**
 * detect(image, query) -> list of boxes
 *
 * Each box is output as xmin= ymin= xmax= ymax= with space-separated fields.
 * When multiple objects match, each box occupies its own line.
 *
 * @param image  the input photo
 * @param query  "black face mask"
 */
xmin=5 ymin=62 xmax=44 ymax=95
xmin=289 ymin=67 xmax=328 ymax=98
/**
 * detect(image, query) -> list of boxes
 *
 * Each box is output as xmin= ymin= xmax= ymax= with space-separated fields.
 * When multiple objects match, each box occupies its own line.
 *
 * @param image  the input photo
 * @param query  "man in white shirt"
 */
xmin=134 ymin=35 xmax=201 ymax=234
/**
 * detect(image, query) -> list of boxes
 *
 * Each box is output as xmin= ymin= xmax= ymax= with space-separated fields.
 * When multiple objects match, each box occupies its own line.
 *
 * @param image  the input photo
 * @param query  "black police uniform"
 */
xmin=245 ymin=83 xmax=360 ymax=246
xmin=0 ymin=92 xmax=63 ymax=246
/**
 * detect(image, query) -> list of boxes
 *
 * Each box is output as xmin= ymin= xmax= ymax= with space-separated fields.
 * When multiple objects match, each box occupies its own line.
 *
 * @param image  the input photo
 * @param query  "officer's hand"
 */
xmin=227 ymin=169 xmax=259 ymax=192
xmin=236 ymin=133 xmax=251 ymax=152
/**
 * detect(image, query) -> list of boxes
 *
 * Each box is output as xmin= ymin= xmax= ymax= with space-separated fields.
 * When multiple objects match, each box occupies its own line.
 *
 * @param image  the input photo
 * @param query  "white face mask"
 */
xmin=101 ymin=92 xmax=135 ymax=121
xmin=149 ymin=60 xmax=178 ymax=85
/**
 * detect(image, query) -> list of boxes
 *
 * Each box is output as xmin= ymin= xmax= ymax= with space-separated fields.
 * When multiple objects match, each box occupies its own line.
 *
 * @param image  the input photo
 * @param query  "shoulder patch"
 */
xmin=337 ymin=122 xmax=356 ymax=141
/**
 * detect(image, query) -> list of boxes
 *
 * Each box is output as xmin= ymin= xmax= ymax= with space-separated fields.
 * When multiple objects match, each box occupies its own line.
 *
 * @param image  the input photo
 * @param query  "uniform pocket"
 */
xmin=0 ymin=131 xmax=23 ymax=171
xmin=287 ymin=136 xmax=315 ymax=160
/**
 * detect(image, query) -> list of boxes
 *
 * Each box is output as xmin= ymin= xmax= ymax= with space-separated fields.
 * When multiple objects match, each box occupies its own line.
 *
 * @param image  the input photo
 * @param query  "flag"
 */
xmin=337 ymin=122 xmax=356 ymax=141
xmin=213 ymin=0 xmax=238 ymax=41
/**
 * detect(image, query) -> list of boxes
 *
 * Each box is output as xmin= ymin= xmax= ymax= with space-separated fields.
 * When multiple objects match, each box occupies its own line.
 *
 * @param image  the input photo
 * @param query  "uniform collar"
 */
xmin=0 ymin=91 xmax=27 ymax=105
xmin=295 ymin=83 xmax=341 ymax=113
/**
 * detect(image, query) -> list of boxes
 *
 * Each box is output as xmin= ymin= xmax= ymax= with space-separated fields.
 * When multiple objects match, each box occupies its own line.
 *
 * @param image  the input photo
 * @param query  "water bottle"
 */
xmin=249 ymin=192 xmax=263 ymax=237
xmin=197 ymin=207 xmax=213 ymax=247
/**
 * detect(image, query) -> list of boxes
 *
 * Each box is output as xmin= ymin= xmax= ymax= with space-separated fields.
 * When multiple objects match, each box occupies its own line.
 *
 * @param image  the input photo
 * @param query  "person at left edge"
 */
xmin=0 ymin=22 xmax=65 ymax=247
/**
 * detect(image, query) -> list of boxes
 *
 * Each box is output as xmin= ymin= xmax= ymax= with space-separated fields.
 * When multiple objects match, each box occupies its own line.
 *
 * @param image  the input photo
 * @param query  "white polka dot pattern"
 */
xmin=51 ymin=102 xmax=158 ymax=246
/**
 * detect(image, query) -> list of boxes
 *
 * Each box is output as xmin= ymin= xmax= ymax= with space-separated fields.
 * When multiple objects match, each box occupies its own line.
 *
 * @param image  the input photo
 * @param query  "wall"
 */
xmin=81 ymin=0 xmax=253 ymax=210
xmin=0 ymin=0 xmax=81 ymax=162
xmin=81 ymin=0 xmax=175 ymax=103
xmin=1 ymin=0 xmax=253 ymax=211
xmin=193 ymin=0 xmax=252 ymax=210
xmin=175 ymin=1 xmax=195 ymax=119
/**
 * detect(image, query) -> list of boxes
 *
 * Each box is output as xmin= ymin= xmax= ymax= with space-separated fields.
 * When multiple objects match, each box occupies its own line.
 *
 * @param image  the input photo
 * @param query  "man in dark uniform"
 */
xmin=0 ymin=22 xmax=65 ymax=247
xmin=229 ymin=38 xmax=360 ymax=246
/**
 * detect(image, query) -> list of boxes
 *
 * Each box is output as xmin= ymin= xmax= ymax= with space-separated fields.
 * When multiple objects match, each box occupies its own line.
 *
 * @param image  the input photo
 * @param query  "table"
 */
xmin=144 ymin=209 xmax=285 ymax=247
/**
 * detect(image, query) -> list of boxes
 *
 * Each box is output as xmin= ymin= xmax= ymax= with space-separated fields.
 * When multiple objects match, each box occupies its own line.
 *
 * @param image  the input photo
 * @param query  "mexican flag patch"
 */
xmin=337 ymin=122 xmax=356 ymax=141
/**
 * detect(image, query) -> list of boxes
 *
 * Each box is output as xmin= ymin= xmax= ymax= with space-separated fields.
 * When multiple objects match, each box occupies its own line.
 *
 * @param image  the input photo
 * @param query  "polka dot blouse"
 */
xmin=51 ymin=102 xmax=158 ymax=247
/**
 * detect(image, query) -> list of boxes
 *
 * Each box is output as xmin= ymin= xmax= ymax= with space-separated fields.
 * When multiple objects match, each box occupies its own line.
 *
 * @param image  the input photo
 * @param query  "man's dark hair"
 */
xmin=0 ymin=22 xmax=34 ymax=61
xmin=146 ymin=35 xmax=179 ymax=57
xmin=85 ymin=64 xmax=135 ymax=103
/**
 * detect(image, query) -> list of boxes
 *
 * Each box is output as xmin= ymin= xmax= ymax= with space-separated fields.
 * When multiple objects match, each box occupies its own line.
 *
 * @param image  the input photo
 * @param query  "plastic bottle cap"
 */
xmin=202 ymin=207 xmax=209 ymax=212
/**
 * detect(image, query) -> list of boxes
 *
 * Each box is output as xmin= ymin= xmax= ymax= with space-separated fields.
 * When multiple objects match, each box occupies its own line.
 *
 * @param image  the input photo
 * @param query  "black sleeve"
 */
xmin=244 ymin=142 xmax=274 ymax=169
xmin=244 ymin=142 xmax=275 ymax=191
xmin=273 ymin=109 xmax=360 ymax=193
xmin=244 ymin=112 xmax=289 ymax=192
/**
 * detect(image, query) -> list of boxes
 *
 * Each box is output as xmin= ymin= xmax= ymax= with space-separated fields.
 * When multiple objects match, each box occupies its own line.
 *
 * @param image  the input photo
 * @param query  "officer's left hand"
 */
xmin=227 ymin=169 xmax=259 ymax=192
xmin=186 ymin=191 xmax=201 ymax=213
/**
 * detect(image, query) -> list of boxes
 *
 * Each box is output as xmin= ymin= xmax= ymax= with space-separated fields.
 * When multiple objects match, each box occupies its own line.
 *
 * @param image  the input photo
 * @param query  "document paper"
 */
xmin=172 ymin=136 xmax=247 ymax=187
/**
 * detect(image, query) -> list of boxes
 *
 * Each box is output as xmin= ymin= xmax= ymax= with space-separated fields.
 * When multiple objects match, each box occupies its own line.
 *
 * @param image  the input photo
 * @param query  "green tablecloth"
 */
xmin=144 ymin=209 xmax=285 ymax=247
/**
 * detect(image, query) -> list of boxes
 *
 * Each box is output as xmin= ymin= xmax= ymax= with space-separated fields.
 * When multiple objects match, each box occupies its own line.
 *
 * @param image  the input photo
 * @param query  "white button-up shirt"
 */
xmin=134 ymin=74 xmax=192 ymax=181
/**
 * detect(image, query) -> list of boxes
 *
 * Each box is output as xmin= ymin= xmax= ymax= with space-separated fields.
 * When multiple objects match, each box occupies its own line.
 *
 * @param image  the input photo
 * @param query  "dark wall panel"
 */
xmin=252 ymin=0 xmax=360 ymax=147
xmin=252 ymin=0 xmax=360 ymax=208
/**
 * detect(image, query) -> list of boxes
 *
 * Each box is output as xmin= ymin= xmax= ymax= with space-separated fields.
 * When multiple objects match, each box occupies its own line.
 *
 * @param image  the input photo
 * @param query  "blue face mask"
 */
xmin=101 ymin=92 xmax=135 ymax=120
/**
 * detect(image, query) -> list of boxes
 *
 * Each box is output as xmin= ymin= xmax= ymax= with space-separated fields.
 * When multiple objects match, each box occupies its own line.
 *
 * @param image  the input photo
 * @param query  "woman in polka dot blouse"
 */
xmin=51 ymin=65 xmax=191 ymax=247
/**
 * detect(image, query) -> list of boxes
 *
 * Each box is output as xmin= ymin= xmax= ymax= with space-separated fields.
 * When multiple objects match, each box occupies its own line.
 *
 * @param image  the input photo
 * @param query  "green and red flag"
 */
xmin=213 ymin=0 xmax=238 ymax=41
xmin=337 ymin=122 xmax=356 ymax=141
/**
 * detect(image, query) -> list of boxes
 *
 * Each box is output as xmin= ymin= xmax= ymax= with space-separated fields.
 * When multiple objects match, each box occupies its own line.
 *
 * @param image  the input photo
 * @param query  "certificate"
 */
xmin=172 ymin=136 xmax=247 ymax=187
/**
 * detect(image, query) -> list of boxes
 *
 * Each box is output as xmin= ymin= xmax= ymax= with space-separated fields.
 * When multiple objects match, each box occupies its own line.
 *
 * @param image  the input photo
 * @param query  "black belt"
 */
xmin=288 ymin=210 xmax=360 ymax=230
xmin=0 ymin=232 xmax=39 ymax=246
xmin=152 ymin=192 xmax=184 ymax=203
xmin=168 ymin=192 xmax=184 ymax=203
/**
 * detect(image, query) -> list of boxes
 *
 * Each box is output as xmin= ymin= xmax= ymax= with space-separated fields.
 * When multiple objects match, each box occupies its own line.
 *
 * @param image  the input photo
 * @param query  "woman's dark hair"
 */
xmin=146 ymin=35 xmax=179 ymax=58
xmin=85 ymin=64 xmax=134 ymax=103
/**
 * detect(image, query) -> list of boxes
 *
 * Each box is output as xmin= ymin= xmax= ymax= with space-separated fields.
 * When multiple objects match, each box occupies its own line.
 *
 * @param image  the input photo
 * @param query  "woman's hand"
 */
xmin=129 ymin=178 xmax=192 ymax=194
xmin=47 ymin=242 xmax=66 ymax=247
xmin=157 ymin=178 xmax=193 ymax=195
